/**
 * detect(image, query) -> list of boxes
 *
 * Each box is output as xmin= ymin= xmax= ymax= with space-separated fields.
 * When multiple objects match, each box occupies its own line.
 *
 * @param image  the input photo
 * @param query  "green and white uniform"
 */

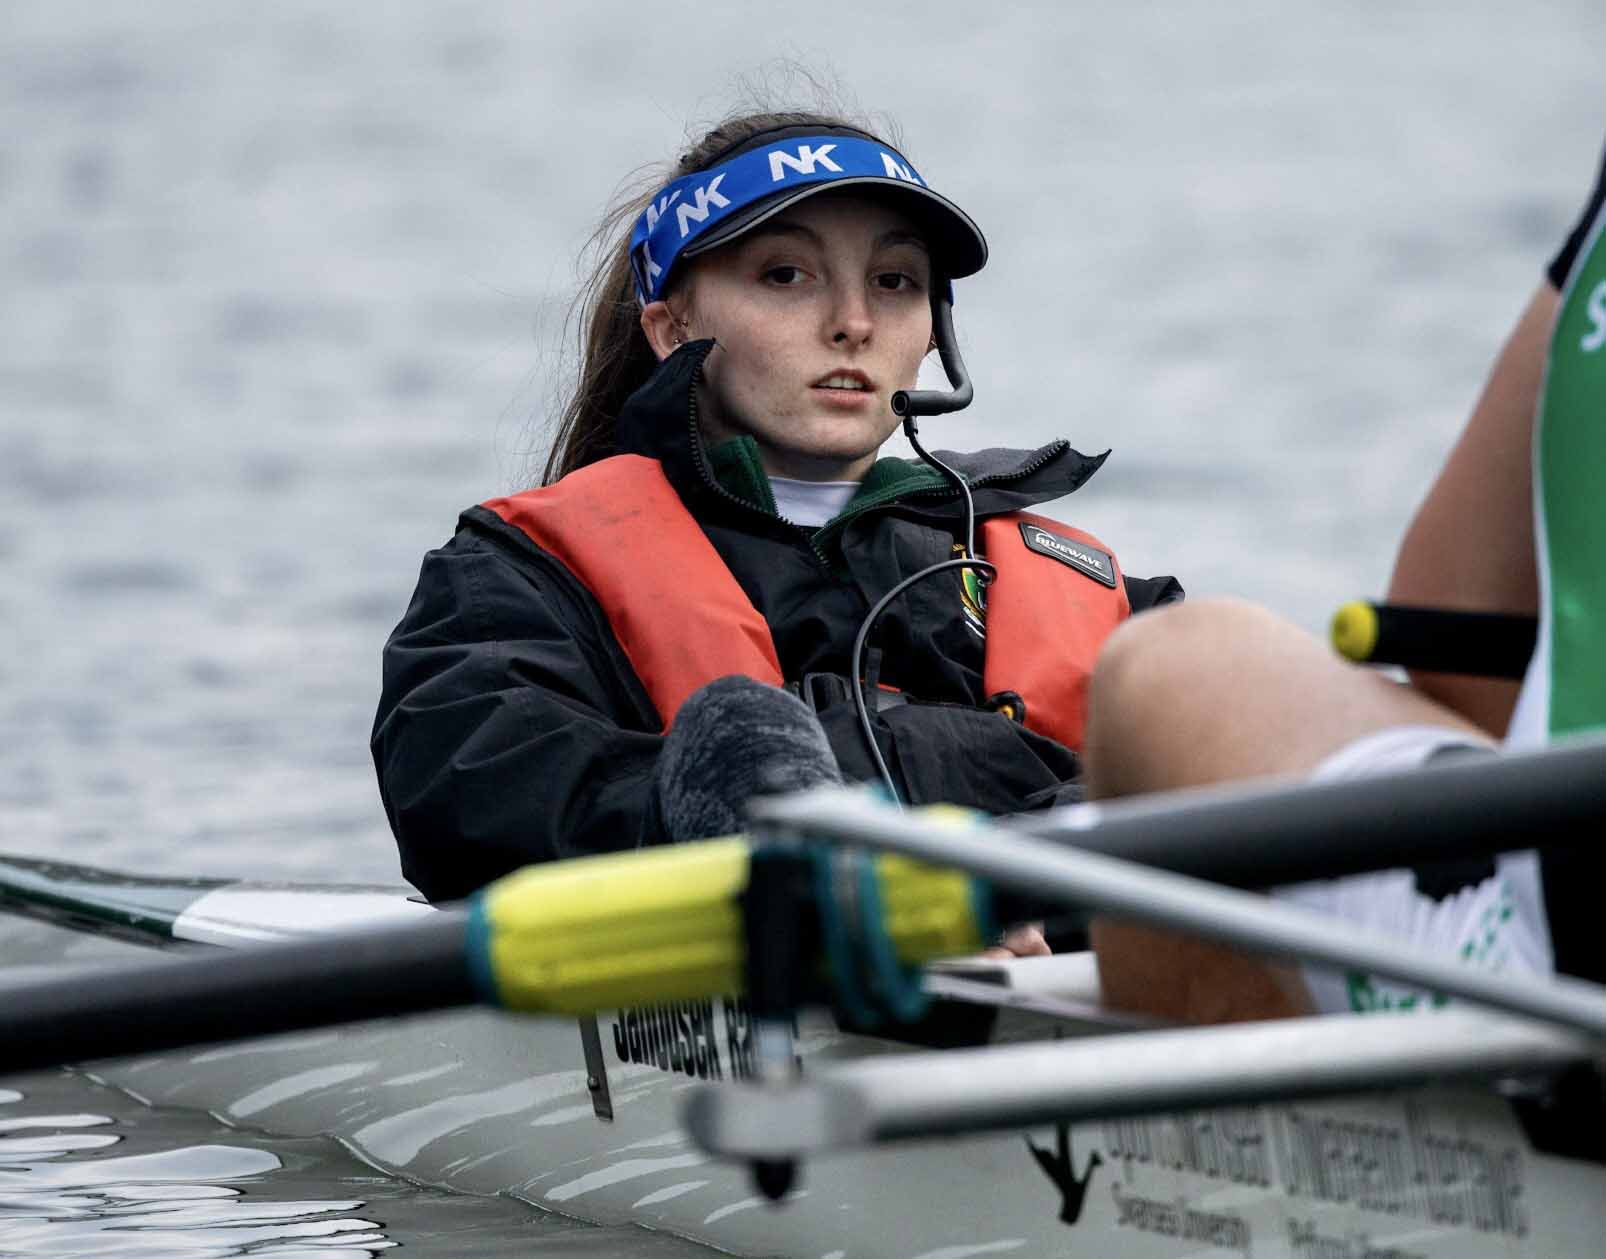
xmin=1508 ymin=184 xmax=1606 ymax=746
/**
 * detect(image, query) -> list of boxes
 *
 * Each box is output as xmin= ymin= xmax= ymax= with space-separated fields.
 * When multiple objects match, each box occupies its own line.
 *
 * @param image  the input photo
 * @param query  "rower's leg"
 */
xmin=1083 ymin=596 xmax=1488 ymax=797
xmin=1082 ymin=597 xmax=1492 ymax=1025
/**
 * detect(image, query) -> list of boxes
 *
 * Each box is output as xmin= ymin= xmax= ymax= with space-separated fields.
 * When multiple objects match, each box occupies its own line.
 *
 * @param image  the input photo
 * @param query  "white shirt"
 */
xmin=769 ymin=477 xmax=860 ymax=529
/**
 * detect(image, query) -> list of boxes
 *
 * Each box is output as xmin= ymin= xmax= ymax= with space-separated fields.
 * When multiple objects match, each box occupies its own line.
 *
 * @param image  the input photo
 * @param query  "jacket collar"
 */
xmin=611 ymin=339 xmax=1107 ymax=517
xmin=613 ymin=340 xmax=717 ymax=499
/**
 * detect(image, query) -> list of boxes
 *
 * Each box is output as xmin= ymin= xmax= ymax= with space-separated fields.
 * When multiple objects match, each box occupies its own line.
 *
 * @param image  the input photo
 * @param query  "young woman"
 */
xmin=370 ymin=109 xmax=1182 ymax=912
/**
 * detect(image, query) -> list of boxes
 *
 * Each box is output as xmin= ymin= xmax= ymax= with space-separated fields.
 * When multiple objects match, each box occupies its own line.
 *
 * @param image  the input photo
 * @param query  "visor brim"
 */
xmin=679 ymin=176 xmax=988 ymax=280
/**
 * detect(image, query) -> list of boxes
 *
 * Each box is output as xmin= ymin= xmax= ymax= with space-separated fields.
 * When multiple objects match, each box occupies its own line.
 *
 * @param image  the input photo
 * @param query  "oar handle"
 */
xmin=1331 ymin=601 xmax=1536 ymax=678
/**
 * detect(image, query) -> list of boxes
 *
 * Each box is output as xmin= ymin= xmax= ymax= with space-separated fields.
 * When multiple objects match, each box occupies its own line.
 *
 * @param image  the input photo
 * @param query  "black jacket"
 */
xmin=372 ymin=342 xmax=1182 ymax=901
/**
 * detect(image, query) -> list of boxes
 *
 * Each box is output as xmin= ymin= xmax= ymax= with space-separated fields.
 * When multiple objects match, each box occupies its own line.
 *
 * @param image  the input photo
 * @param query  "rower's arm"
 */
xmin=371 ymin=527 xmax=669 ymax=902
xmin=1385 ymin=283 xmax=1558 ymax=736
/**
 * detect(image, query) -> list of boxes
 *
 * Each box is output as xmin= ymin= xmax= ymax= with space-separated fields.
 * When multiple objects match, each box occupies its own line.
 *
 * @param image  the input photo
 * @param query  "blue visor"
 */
xmin=628 ymin=134 xmax=987 ymax=304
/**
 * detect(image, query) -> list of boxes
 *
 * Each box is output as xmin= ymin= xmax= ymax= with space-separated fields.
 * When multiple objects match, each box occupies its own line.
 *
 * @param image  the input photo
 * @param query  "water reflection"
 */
xmin=0 ymin=1079 xmax=395 ymax=1257
xmin=0 ymin=1071 xmax=712 ymax=1257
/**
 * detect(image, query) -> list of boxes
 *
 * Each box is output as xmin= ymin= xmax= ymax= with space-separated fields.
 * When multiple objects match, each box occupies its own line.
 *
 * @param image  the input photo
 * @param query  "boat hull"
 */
xmin=87 ymin=999 xmax=1603 ymax=1257
xmin=5 ymin=853 xmax=1600 ymax=1256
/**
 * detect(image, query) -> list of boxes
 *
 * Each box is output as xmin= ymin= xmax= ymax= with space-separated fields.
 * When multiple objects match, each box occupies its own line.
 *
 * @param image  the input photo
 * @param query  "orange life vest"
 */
xmin=484 ymin=454 xmax=1130 ymax=750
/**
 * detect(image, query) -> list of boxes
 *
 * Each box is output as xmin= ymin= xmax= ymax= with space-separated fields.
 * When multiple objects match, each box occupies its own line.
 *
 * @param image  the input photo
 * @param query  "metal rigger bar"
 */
xmin=749 ymin=780 xmax=1606 ymax=1039
xmin=688 ymin=752 xmax=1606 ymax=1174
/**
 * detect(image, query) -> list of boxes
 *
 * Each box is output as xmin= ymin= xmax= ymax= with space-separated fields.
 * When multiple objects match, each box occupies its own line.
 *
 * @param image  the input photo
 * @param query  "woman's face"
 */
xmin=642 ymin=191 xmax=934 ymax=482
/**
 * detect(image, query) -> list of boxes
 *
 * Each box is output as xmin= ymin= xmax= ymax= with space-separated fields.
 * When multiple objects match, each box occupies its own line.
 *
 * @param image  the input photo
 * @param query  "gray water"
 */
xmin=1 ymin=1 xmax=1602 ymax=1253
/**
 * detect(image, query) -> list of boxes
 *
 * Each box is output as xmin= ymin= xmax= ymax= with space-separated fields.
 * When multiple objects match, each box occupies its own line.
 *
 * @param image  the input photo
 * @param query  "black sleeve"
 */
xmin=370 ymin=524 xmax=667 ymax=902
xmin=1546 ymin=136 xmax=1606 ymax=290
xmin=1123 ymin=572 xmax=1185 ymax=613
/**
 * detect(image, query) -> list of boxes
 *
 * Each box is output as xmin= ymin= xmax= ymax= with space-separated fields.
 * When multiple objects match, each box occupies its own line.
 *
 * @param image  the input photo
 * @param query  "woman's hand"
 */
xmin=980 ymin=922 xmax=1051 ymax=959
xmin=656 ymin=675 xmax=841 ymax=843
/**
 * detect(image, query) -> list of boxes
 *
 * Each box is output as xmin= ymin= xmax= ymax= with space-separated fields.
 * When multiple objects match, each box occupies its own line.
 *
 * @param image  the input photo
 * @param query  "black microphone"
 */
xmin=891 ymin=288 xmax=973 ymax=418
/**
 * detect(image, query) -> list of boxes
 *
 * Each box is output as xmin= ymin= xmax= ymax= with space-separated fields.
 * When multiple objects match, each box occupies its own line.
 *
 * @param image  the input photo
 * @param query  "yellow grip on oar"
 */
xmin=468 ymin=833 xmax=987 ymax=1015
xmin=877 ymin=851 xmax=987 ymax=966
xmin=472 ymin=837 xmax=749 ymax=1014
xmin=1331 ymin=600 xmax=1380 ymax=663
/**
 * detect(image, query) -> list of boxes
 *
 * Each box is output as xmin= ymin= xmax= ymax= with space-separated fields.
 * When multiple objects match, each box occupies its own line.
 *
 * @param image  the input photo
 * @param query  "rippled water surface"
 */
xmin=0 ymin=1068 xmax=725 ymax=1257
xmin=3 ymin=0 xmax=1603 ymax=1254
xmin=0 ymin=1072 xmax=565 ymax=1257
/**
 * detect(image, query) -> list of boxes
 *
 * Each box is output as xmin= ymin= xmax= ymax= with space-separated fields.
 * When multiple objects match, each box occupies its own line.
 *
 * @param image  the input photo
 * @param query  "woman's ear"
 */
xmin=640 ymin=301 xmax=683 ymax=363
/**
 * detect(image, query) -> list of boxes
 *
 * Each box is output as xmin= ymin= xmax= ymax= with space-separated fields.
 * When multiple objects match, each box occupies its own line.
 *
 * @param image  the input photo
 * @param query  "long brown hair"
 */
xmin=541 ymin=105 xmax=897 ymax=483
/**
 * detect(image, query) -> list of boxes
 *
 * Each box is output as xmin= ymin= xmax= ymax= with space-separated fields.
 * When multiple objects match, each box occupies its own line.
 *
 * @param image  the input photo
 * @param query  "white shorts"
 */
xmin=1270 ymin=725 xmax=1554 ymax=1015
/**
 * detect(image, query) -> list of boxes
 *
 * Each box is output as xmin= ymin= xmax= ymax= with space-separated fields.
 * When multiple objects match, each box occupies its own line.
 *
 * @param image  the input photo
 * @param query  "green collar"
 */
xmin=707 ymin=436 xmax=777 ymax=516
xmin=707 ymin=436 xmax=950 ymax=534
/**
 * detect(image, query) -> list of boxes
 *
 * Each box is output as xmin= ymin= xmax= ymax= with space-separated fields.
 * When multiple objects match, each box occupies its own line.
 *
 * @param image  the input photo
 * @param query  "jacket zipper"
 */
xmin=685 ymin=360 xmax=836 ymax=574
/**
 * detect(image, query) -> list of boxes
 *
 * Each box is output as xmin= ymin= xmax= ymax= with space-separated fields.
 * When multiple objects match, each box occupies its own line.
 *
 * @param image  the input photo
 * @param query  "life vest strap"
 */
xmin=483 ymin=456 xmax=784 ymax=731
xmin=980 ymin=513 xmax=1131 ymax=751
xmin=790 ymin=673 xmax=907 ymax=715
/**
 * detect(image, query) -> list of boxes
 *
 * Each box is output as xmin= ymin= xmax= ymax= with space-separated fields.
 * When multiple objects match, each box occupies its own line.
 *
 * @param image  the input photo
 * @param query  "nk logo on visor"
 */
xmin=629 ymin=135 xmax=930 ymax=304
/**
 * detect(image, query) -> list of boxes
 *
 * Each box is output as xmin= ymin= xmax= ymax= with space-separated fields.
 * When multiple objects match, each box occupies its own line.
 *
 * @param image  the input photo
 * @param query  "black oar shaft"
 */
xmin=1015 ymin=736 xmax=1605 ymax=888
xmin=0 ymin=912 xmax=474 ymax=1076
xmin=1332 ymin=601 xmax=1536 ymax=678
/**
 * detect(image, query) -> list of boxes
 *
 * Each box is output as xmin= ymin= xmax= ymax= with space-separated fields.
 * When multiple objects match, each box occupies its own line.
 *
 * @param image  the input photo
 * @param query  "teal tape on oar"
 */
xmin=855 ymin=851 xmax=931 ymax=1025
xmin=812 ymin=846 xmax=937 ymax=1029
xmin=813 ymin=848 xmax=880 ymax=1029
xmin=463 ymin=894 xmax=499 ymax=1005
xmin=968 ymin=876 xmax=998 ymax=955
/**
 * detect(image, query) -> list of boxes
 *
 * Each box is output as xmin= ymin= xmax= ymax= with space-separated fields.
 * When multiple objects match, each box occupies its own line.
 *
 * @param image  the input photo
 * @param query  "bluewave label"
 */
xmin=1019 ymin=522 xmax=1118 ymax=587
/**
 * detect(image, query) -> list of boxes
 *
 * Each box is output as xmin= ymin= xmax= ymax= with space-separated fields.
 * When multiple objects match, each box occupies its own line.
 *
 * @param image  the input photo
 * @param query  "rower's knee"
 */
xmin=1086 ymin=598 xmax=1286 ymax=797
xmin=1092 ymin=596 xmax=1262 ymax=712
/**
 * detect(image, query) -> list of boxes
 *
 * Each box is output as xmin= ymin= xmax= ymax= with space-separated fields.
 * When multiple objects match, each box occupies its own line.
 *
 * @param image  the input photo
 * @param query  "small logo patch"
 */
xmin=1019 ymin=523 xmax=1117 ymax=587
xmin=954 ymin=543 xmax=987 ymax=641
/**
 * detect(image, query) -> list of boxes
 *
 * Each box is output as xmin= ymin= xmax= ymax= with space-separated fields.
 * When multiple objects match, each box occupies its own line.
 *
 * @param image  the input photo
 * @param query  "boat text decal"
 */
xmin=1057 ymin=1098 xmax=1529 ymax=1250
xmin=609 ymin=996 xmax=757 ymax=1081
